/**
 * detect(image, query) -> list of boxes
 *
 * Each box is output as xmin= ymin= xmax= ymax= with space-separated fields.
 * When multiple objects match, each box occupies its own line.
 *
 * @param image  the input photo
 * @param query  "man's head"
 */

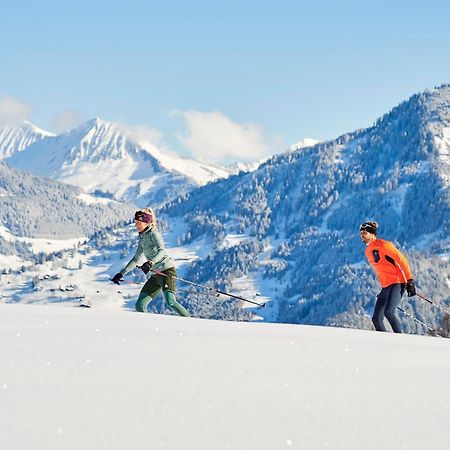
xmin=360 ymin=221 xmax=378 ymax=244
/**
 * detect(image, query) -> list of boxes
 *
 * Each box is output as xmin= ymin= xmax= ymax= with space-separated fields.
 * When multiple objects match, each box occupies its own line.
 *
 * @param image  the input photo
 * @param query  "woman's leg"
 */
xmin=372 ymin=289 xmax=388 ymax=331
xmin=384 ymin=283 xmax=404 ymax=333
xmin=135 ymin=276 xmax=161 ymax=312
xmin=161 ymin=267 xmax=190 ymax=317
xmin=163 ymin=290 xmax=190 ymax=317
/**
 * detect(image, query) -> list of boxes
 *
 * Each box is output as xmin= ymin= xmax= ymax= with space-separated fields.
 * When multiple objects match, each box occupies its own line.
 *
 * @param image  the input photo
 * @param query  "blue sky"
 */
xmin=1 ymin=0 xmax=449 ymax=163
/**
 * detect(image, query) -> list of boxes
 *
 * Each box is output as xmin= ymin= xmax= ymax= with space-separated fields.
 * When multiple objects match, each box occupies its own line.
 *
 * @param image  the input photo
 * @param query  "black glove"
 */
xmin=139 ymin=261 xmax=153 ymax=274
xmin=406 ymin=279 xmax=417 ymax=297
xmin=111 ymin=272 xmax=123 ymax=285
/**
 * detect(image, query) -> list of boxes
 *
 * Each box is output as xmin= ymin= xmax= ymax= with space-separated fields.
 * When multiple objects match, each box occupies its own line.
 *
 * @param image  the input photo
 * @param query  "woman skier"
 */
xmin=360 ymin=221 xmax=416 ymax=333
xmin=111 ymin=208 xmax=189 ymax=317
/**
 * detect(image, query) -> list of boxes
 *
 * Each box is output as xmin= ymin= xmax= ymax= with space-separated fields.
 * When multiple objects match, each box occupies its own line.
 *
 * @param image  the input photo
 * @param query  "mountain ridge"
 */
xmin=0 ymin=120 xmax=54 ymax=159
xmin=2 ymin=117 xmax=235 ymax=207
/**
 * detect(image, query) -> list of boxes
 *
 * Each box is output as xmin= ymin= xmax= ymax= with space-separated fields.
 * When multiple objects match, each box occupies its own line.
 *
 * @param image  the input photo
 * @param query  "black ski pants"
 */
xmin=372 ymin=283 xmax=404 ymax=333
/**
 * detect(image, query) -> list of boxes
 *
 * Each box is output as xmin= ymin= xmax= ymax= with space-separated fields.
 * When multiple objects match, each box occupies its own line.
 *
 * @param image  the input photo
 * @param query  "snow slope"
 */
xmin=160 ymin=84 xmax=450 ymax=329
xmin=0 ymin=120 xmax=53 ymax=159
xmin=0 ymin=303 xmax=449 ymax=450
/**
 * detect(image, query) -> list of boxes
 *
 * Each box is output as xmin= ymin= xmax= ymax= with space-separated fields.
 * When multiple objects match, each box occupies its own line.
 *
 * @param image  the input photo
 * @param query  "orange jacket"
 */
xmin=365 ymin=239 xmax=413 ymax=288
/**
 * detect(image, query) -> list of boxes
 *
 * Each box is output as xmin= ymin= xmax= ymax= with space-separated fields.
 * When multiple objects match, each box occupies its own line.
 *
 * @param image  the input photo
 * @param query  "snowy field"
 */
xmin=1 ymin=303 xmax=449 ymax=450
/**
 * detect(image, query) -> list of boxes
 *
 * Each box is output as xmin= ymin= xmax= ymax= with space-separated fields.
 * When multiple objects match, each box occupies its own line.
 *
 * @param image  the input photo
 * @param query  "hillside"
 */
xmin=0 ymin=303 xmax=449 ymax=450
xmin=1 ymin=85 xmax=449 ymax=334
xmin=0 ymin=162 xmax=135 ymax=268
xmin=159 ymin=85 xmax=450 ymax=331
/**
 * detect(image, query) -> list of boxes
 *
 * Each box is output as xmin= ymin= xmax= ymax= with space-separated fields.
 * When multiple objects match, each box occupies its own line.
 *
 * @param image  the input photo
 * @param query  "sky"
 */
xmin=1 ymin=0 xmax=450 ymax=163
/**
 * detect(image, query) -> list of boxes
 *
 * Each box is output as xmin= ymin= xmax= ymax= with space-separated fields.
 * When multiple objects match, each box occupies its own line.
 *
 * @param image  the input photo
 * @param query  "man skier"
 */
xmin=111 ymin=208 xmax=189 ymax=317
xmin=360 ymin=221 xmax=416 ymax=333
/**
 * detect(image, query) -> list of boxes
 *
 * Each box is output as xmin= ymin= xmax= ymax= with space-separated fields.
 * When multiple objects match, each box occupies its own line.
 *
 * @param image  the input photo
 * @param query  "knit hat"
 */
xmin=360 ymin=221 xmax=378 ymax=235
xmin=134 ymin=209 xmax=153 ymax=224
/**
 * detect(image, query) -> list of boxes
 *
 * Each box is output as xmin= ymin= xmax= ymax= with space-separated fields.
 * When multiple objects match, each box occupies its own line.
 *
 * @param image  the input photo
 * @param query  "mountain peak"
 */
xmin=86 ymin=116 xmax=110 ymax=128
xmin=0 ymin=120 xmax=53 ymax=159
xmin=72 ymin=117 xmax=115 ymax=136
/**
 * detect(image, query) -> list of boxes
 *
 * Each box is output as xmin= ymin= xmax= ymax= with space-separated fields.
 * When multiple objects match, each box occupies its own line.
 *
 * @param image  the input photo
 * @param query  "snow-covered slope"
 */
xmin=0 ymin=302 xmax=449 ymax=450
xmin=0 ymin=120 xmax=54 ymax=159
xmin=6 ymin=118 xmax=232 ymax=206
xmin=0 ymin=221 xmax=250 ymax=321
xmin=0 ymin=162 xmax=135 ymax=273
xmin=0 ymin=161 xmax=134 ymax=240
xmin=289 ymin=137 xmax=321 ymax=151
xmin=159 ymin=84 xmax=450 ymax=330
xmin=2 ymin=86 xmax=450 ymax=334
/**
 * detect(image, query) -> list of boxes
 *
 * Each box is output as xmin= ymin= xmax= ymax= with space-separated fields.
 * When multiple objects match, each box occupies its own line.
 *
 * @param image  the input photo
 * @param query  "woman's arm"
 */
xmin=121 ymin=244 xmax=146 ymax=276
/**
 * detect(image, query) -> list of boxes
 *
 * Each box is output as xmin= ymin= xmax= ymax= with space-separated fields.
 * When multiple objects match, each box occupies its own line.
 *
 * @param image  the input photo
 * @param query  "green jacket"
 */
xmin=121 ymin=226 xmax=174 ymax=275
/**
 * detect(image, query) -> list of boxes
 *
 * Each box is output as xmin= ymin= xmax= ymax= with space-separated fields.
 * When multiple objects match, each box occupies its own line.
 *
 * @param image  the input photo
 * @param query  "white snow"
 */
xmin=0 ymin=302 xmax=449 ymax=450
xmin=0 ymin=254 xmax=24 ymax=271
xmin=434 ymin=127 xmax=450 ymax=186
xmin=0 ymin=226 xmax=86 ymax=255
xmin=76 ymin=193 xmax=114 ymax=205
xmin=216 ymin=233 xmax=250 ymax=251
xmin=0 ymin=120 xmax=53 ymax=159
xmin=289 ymin=138 xmax=320 ymax=152
xmin=436 ymin=127 xmax=450 ymax=165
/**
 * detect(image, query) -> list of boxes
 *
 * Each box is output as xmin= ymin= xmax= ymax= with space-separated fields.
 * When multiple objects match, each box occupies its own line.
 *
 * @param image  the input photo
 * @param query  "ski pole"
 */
xmin=177 ymin=288 xmax=220 ymax=297
xmin=416 ymin=292 xmax=450 ymax=317
xmin=150 ymin=268 xmax=266 ymax=308
xmin=397 ymin=307 xmax=445 ymax=337
xmin=393 ymin=255 xmax=450 ymax=318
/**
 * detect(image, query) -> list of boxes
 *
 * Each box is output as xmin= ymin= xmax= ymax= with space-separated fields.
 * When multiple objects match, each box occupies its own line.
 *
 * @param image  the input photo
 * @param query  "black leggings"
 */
xmin=372 ymin=283 xmax=404 ymax=333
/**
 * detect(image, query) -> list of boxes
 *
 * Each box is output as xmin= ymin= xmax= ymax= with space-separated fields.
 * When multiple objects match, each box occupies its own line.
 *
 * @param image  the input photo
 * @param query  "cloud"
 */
xmin=50 ymin=110 xmax=85 ymax=133
xmin=174 ymin=110 xmax=270 ymax=164
xmin=119 ymin=123 xmax=163 ymax=147
xmin=0 ymin=96 xmax=32 ymax=124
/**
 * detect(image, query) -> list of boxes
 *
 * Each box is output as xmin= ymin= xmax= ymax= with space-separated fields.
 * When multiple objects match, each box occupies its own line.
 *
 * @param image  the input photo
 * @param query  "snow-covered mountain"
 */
xmin=157 ymin=84 xmax=450 ymax=331
xmin=4 ymin=118 xmax=233 ymax=207
xmin=0 ymin=161 xmax=135 ymax=268
xmin=0 ymin=120 xmax=54 ymax=159
xmin=2 ymin=85 xmax=450 ymax=335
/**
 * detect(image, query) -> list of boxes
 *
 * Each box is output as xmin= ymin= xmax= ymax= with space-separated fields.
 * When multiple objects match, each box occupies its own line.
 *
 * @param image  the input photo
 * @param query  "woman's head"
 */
xmin=134 ymin=208 xmax=156 ymax=232
xmin=360 ymin=221 xmax=378 ymax=244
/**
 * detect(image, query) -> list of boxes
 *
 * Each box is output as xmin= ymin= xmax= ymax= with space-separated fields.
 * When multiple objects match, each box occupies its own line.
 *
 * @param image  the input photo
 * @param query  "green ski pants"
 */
xmin=135 ymin=267 xmax=189 ymax=317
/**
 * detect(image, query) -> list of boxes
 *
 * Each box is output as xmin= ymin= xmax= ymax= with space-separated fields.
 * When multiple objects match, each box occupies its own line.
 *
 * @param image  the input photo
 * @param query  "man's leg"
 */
xmin=384 ymin=284 xmax=403 ymax=333
xmin=372 ymin=289 xmax=388 ymax=331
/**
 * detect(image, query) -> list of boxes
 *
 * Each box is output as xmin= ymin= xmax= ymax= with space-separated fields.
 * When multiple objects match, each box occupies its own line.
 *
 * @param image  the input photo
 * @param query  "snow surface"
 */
xmin=0 ymin=120 xmax=53 ymax=159
xmin=434 ymin=127 xmax=450 ymax=185
xmin=76 ymin=193 xmax=115 ymax=205
xmin=0 ymin=226 xmax=86 ymax=255
xmin=289 ymin=138 xmax=321 ymax=152
xmin=0 ymin=302 xmax=449 ymax=450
